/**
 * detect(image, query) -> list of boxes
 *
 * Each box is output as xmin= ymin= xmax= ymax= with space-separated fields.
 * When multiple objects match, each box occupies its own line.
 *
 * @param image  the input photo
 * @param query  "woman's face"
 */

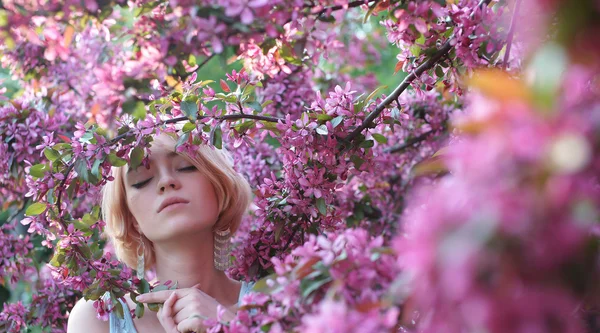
xmin=123 ymin=134 xmax=220 ymax=242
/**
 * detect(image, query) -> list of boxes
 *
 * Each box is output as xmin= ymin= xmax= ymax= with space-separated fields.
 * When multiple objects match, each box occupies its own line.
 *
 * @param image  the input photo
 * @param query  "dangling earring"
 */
xmin=214 ymin=227 xmax=231 ymax=271
xmin=137 ymin=237 xmax=145 ymax=280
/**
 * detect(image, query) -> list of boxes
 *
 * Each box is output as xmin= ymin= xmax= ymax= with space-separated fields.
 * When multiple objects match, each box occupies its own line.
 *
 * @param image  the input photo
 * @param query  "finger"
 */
xmin=163 ymin=292 xmax=178 ymax=318
xmin=158 ymin=293 xmax=179 ymax=333
xmin=139 ymin=290 xmax=179 ymax=303
xmin=171 ymin=291 xmax=218 ymax=323
xmin=177 ymin=314 xmax=207 ymax=333
xmin=137 ymin=289 xmax=176 ymax=303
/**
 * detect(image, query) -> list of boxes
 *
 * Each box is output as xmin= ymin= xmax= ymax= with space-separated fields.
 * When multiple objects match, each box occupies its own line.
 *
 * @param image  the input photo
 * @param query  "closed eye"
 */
xmin=132 ymin=178 xmax=152 ymax=189
xmin=178 ymin=166 xmax=197 ymax=172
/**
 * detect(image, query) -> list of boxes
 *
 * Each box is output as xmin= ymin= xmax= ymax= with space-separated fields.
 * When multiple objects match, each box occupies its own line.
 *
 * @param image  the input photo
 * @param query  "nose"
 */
xmin=157 ymin=171 xmax=182 ymax=193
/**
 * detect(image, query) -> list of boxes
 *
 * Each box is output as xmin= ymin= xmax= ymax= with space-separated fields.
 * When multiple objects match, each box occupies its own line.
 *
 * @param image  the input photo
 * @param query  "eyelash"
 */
xmin=131 ymin=166 xmax=197 ymax=189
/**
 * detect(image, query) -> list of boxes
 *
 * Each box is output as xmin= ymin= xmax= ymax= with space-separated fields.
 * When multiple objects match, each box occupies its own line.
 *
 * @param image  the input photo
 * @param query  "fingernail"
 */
xmin=137 ymin=295 xmax=146 ymax=302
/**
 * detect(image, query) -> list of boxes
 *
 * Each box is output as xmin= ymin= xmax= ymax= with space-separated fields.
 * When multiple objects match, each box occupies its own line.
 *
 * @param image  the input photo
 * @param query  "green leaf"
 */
xmin=315 ymin=125 xmax=328 ymax=135
xmin=410 ymin=44 xmax=422 ymax=57
xmin=261 ymin=100 xmax=274 ymax=108
xmin=151 ymin=284 xmax=171 ymax=292
xmin=316 ymin=197 xmax=327 ymax=215
xmin=363 ymin=1 xmax=378 ymax=24
xmin=138 ymin=280 xmax=150 ymax=294
xmin=364 ymin=85 xmax=388 ymax=105
xmin=180 ymin=100 xmax=198 ymax=121
xmin=235 ymin=120 xmax=255 ymax=133
xmin=317 ymin=15 xmax=336 ymax=23
xmin=74 ymin=159 xmax=90 ymax=183
xmin=188 ymin=54 xmax=197 ymax=67
xmin=350 ymin=155 xmax=365 ymax=170
xmin=317 ymin=114 xmax=334 ymax=122
xmin=247 ymin=101 xmax=263 ymax=112
xmin=135 ymin=304 xmax=145 ymax=318
xmin=182 ymin=122 xmax=196 ymax=133
xmin=251 ymin=273 xmax=279 ymax=294
xmin=242 ymin=84 xmax=256 ymax=100
xmin=300 ymin=274 xmax=332 ymax=298
xmin=331 ymin=116 xmax=344 ymax=128
xmin=123 ymin=100 xmax=147 ymax=121
xmin=260 ymin=38 xmax=277 ymax=54
xmin=274 ymin=222 xmax=285 ymax=242
xmin=210 ymin=126 xmax=223 ymax=149
xmin=280 ymin=44 xmax=302 ymax=66
xmin=133 ymin=102 xmax=147 ymax=121
xmin=264 ymin=134 xmax=281 ymax=148
xmin=79 ymin=244 xmax=92 ymax=259
xmin=25 ymin=202 xmax=46 ymax=216
xmin=147 ymin=303 xmax=160 ymax=312
xmin=82 ymin=213 xmax=96 ymax=227
xmin=129 ymin=147 xmax=144 ymax=171
xmin=44 ymin=148 xmax=61 ymax=162
xmin=91 ymin=158 xmax=102 ymax=178
xmin=372 ymin=134 xmax=388 ymax=144
xmin=359 ymin=139 xmax=374 ymax=148
xmin=175 ymin=132 xmax=190 ymax=150
xmin=410 ymin=34 xmax=426 ymax=57
xmin=107 ymin=153 xmax=127 ymax=167
xmin=113 ymin=300 xmax=124 ymax=319
xmin=435 ymin=65 xmax=445 ymax=78
xmin=72 ymin=220 xmax=91 ymax=232
xmin=49 ymin=252 xmax=65 ymax=267
xmin=29 ymin=163 xmax=49 ymax=178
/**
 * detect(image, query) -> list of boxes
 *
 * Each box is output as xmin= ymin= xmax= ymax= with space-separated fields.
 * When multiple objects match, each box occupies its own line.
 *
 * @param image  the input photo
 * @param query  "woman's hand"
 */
xmin=137 ymin=284 xmax=235 ymax=333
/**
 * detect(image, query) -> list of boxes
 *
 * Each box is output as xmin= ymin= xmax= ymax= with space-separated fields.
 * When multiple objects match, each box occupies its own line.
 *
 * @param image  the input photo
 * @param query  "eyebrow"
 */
xmin=126 ymin=151 xmax=179 ymax=174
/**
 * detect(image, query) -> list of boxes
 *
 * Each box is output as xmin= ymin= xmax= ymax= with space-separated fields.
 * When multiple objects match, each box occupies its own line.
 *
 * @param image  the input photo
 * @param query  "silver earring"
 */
xmin=137 ymin=238 xmax=145 ymax=280
xmin=214 ymin=228 xmax=231 ymax=271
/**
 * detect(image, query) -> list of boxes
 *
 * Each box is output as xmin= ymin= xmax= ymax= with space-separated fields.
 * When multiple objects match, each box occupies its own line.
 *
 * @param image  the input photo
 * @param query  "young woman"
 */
xmin=67 ymin=133 xmax=254 ymax=333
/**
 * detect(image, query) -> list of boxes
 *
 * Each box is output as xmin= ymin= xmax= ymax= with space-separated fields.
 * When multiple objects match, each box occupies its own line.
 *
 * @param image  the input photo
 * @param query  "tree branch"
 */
xmin=344 ymin=0 xmax=491 ymax=146
xmin=345 ymin=41 xmax=453 ymax=143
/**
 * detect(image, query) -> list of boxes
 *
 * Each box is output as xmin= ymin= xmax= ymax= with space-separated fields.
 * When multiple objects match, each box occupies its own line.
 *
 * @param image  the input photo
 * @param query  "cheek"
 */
xmin=127 ymin=191 xmax=150 ymax=224
xmin=191 ymin=176 xmax=220 ymax=212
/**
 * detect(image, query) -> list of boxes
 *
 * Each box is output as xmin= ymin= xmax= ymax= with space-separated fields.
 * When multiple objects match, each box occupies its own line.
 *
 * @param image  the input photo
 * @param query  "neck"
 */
xmin=150 ymin=230 xmax=235 ymax=304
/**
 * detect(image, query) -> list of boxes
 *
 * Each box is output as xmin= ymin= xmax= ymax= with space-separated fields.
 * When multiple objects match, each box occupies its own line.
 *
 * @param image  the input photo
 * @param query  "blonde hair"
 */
xmin=101 ymin=136 xmax=253 ymax=270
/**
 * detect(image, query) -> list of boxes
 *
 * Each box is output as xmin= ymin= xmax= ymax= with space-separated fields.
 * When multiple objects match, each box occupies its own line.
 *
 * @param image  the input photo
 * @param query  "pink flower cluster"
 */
xmin=395 ymin=66 xmax=600 ymax=332
xmin=229 ymin=81 xmax=387 ymax=280
xmin=382 ymin=0 xmax=509 ymax=92
xmin=0 ymin=224 xmax=34 ymax=284
xmin=223 ymin=228 xmax=400 ymax=332
xmin=335 ymin=89 xmax=458 ymax=238
xmin=0 ymin=99 xmax=71 ymax=203
xmin=0 ymin=266 xmax=77 ymax=332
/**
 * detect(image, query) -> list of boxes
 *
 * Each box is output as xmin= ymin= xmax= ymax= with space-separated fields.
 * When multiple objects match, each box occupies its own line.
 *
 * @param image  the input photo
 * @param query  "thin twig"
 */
xmin=311 ymin=0 xmax=376 ymax=18
xmin=197 ymin=53 xmax=215 ymax=71
xmin=383 ymin=130 xmax=435 ymax=154
xmin=281 ymin=224 xmax=302 ymax=254
xmin=503 ymin=0 xmax=523 ymax=70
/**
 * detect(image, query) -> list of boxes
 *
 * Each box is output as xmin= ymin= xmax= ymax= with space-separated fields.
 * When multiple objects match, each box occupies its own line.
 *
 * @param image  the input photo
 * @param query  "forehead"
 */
xmin=125 ymin=135 xmax=182 ymax=174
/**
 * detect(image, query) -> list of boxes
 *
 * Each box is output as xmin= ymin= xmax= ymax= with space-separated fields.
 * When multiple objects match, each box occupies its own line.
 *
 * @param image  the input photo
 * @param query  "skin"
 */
xmin=68 ymin=134 xmax=242 ymax=333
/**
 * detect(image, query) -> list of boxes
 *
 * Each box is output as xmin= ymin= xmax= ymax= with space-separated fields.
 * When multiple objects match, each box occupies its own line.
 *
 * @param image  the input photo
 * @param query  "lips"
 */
xmin=157 ymin=197 xmax=190 ymax=213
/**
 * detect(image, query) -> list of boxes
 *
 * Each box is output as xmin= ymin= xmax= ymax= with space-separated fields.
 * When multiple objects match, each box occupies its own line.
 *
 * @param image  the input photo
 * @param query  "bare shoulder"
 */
xmin=67 ymin=297 xmax=110 ymax=333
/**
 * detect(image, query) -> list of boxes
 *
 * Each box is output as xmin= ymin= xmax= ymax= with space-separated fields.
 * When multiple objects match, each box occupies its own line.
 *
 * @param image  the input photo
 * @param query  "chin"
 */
xmin=156 ymin=217 xmax=216 ymax=238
